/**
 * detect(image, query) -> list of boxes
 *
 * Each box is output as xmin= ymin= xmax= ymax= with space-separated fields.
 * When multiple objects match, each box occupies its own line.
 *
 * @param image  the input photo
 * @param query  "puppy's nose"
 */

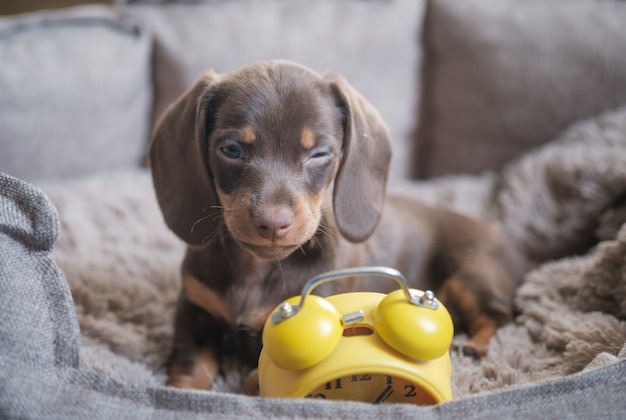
xmin=253 ymin=207 xmax=294 ymax=241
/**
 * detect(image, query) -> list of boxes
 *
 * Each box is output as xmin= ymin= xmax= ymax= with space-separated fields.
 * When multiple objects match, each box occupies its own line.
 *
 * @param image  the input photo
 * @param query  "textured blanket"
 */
xmin=8 ymin=105 xmax=624 ymax=415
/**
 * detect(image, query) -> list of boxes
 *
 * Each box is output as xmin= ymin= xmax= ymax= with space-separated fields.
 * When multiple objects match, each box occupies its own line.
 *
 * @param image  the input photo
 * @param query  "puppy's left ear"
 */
xmin=325 ymin=73 xmax=393 ymax=243
xmin=148 ymin=70 xmax=223 ymax=246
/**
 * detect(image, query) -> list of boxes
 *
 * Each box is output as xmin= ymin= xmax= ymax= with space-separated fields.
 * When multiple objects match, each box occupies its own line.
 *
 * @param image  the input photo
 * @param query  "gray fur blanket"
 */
xmin=43 ymin=105 xmax=626 ymax=401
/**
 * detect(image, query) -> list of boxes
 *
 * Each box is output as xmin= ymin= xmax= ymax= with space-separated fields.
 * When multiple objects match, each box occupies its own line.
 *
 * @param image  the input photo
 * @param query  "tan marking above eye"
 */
xmin=242 ymin=126 xmax=257 ymax=144
xmin=301 ymin=128 xmax=316 ymax=150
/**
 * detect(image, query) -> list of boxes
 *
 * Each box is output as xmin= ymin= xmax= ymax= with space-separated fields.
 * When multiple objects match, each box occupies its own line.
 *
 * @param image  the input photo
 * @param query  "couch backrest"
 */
xmin=0 ymin=5 xmax=152 ymax=183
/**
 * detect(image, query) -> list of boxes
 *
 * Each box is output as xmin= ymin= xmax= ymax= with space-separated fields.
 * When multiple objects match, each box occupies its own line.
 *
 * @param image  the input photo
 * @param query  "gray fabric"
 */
xmin=0 ymin=5 xmax=152 ymax=183
xmin=2 ymin=148 xmax=626 ymax=417
xmin=124 ymin=0 xmax=424 ymax=180
xmin=414 ymin=0 xmax=626 ymax=178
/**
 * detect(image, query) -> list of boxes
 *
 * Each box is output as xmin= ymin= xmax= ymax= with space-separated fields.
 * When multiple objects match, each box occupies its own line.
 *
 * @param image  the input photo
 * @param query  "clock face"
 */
xmin=305 ymin=373 xmax=437 ymax=405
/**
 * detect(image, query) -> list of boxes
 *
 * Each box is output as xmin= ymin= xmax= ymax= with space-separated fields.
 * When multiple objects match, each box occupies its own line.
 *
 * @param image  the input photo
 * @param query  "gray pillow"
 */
xmin=0 ymin=5 xmax=152 ymax=182
xmin=414 ymin=0 xmax=626 ymax=178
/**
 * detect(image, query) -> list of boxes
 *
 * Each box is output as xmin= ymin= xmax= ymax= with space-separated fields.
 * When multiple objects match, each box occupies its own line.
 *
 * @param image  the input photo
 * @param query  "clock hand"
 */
xmin=373 ymin=385 xmax=393 ymax=404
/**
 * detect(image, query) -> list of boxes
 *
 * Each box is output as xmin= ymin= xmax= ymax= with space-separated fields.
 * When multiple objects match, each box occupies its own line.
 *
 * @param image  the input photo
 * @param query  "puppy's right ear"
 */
xmin=149 ymin=71 xmax=222 ymax=246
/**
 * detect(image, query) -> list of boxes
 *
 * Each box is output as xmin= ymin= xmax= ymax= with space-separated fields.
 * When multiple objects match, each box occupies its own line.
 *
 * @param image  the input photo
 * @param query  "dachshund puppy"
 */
xmin=149 ymin=60 xmax=526 ymax=393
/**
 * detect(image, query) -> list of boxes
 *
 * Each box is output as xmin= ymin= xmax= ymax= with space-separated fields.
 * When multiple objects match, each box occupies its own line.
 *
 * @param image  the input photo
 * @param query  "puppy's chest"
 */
xmin=225 ymin=263 xmax=295 ymax=331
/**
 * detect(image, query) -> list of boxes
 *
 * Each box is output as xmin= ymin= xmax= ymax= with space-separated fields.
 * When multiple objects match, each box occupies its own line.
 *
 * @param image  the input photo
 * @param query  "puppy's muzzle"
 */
xmin=252 ymin=205 xmax=294 ymax=241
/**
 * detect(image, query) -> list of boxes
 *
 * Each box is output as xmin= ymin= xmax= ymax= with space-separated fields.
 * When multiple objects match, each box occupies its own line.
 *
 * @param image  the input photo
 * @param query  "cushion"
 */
xmin=123 ymin=0 xmax=424 ymax=180
xmin=414 ymin=0 xmax=626 ymax=178
xmin=23 ymin=106 xmax=626 ymax=412
xmin=2 ymin=163 xmax=626 ymax=417
xmin=0 ymin=5 xmax=152 ymax=183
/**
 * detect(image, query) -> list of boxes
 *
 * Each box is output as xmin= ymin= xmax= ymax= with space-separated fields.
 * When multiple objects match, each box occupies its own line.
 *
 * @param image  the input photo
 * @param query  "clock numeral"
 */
xmin=404 ymin=385 xmax=417 ymax=398
xmin=350 ymin=374 xmax=372 ymax=382
xmin=385 ymin=375 xmax=393 ymax=385
xmin=324 ymin=379 xmax=343 ymax=390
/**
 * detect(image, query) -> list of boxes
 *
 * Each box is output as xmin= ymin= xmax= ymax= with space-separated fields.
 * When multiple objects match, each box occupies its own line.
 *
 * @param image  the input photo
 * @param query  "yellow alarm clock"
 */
xmin=258 ymin=266 xmax=454 ymax=405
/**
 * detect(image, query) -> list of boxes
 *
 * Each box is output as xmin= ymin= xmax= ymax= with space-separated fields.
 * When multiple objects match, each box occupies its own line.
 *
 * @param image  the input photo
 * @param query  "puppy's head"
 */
xmin=149 ymin=60 xmax=392 ymax=260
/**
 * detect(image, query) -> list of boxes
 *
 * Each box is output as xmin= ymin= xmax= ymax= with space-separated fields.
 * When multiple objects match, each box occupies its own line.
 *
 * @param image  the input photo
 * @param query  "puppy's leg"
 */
xmin=236 ymin=307 xmax=276 ymax=396
xmin=168 ymin=348 xmax=219 ymax=390
xmin=167 ymin=297 xmax=224 ymax=389
xmin=437 ymin=262 xmax=516 ymax=358
xmin=243 ymin=369 xmax=260 ymax=396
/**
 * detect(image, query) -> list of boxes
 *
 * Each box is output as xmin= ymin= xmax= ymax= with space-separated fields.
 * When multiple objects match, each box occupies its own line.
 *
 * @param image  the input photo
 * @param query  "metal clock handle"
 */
xmin=271 ymin=266 xmax=438 ymax=324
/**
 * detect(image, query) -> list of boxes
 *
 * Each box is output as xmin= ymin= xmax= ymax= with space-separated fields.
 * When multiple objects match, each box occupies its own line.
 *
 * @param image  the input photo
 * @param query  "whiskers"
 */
xmin=315 ymin=206 xmax=336 ymax=242
xmin=308 ymin=205 xmax=336 ymax=258
xmin=190 ymin=206 xmax=230 ymax=246
xmin=200 ymin=227 xmax=232 ymax=247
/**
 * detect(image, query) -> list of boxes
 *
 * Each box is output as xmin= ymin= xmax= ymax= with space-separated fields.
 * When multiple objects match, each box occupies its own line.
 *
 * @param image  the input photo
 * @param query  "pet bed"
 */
xmin=2 ymin=106 xmax=626 ymax=418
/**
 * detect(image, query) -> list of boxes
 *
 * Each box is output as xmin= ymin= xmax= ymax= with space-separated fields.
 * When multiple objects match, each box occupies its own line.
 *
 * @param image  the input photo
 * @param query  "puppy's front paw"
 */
xmin=168 ymin=349 xmax=219 ymax=390
xmin=451 ymin=340 xmax=489 ymax=359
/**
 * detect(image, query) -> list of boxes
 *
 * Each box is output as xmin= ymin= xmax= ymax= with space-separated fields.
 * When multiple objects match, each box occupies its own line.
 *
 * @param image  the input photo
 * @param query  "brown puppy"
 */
xmin=149 ymin=60 xmax=526 ymax=393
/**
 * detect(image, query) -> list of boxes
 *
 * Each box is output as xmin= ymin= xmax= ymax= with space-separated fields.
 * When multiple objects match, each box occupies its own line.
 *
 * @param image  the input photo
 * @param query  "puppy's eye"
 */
xmin=305 ymin=147 xmax=333 ymax=168
xmin=311 ymin=151 xmax=330 ymax=159
xmin=309 ymin=148 xmax=332 ymax=161
xmin=221 ymin=144 xmax=243 ymax=160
